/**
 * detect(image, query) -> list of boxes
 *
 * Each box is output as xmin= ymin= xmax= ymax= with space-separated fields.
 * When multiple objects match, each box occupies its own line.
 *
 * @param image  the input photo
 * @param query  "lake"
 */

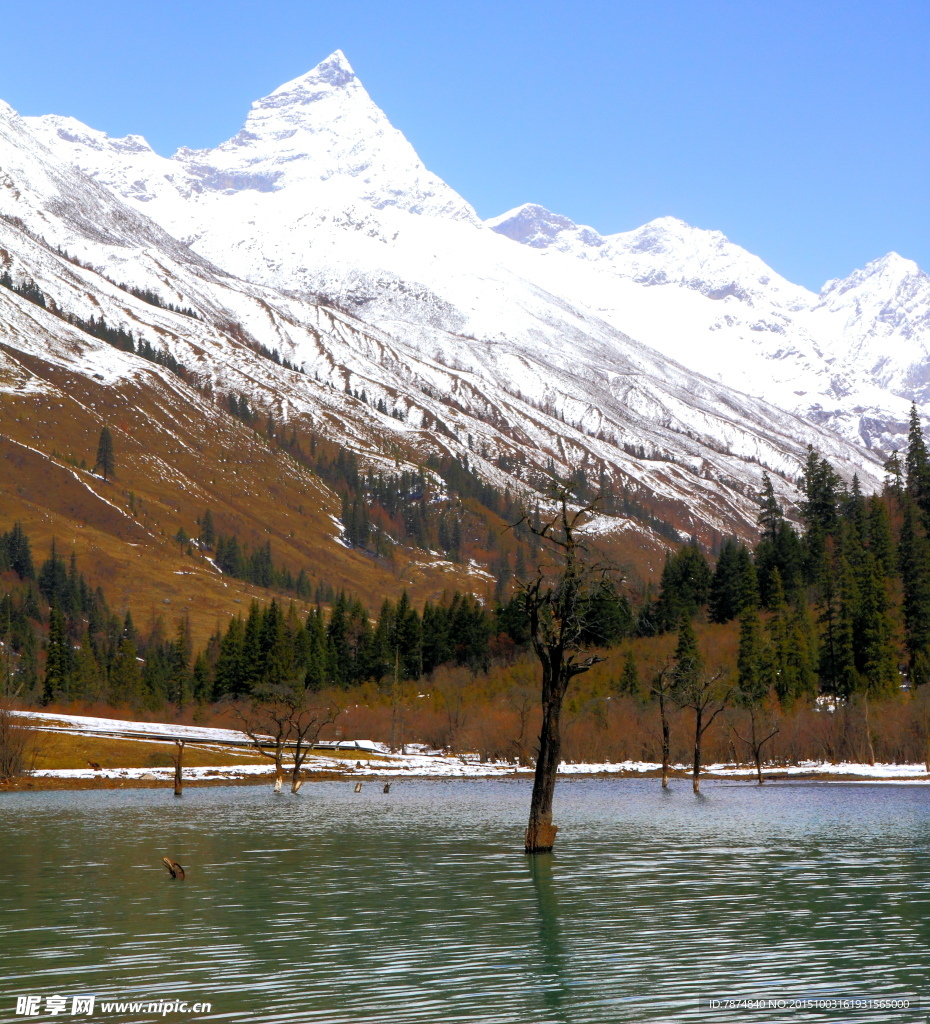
xmin=1 ymin=778 xmax=928 ymax=1023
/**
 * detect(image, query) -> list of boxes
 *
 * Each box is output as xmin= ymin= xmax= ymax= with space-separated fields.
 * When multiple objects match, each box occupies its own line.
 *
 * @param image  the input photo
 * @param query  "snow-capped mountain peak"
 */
xmin=11 ymin=52 xmax=930 ymax=465
xmin=24 ymin=114 xmax=157 ymax=158
xmin=258 ymin=49 xmax=358 ymax=106
xmin=489 ymin=202 xmax=813 ymax=309
xmin=166 ymin=50 xmax=479 ymax=222
xmin=26 ymin=50 xmax=479 ymax=226
xmin=819 ymin=252 xmax=927 ymax=302
xmin=486 ymin=203 xmax=605 ymax=249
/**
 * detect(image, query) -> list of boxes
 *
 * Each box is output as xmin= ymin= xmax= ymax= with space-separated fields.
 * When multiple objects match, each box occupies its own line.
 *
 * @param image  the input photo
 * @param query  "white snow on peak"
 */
xmin=165 ymin=48 xmax=477 ymax=223
xmin=8 ymin=53 xmax=930 ymax=460
xmin=32 ymin=115 xmax=157 ymax=157
xmin=26 ymin=49 xmax=479 ymax=229
xmin=819 ymin=252 xmax=927 ymax=301
xmin=486 ymin=203 xmax=605 ymax=249
xmin=489 ymin=204 xmax=811 ymax=308
xmin=256 ymin=49 xmax=359 ymax=108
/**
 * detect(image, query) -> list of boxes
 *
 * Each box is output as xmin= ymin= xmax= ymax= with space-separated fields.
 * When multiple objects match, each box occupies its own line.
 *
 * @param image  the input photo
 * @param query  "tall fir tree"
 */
xmin=43 ymin=605 xmax=70 ymax=704
xmin=906 ymin=404 xmax=930 ymax=522
xmin=854 ymin=554 xmax=898 ymax=699
xmin=757 ymin=472 xmax=783 ymax=542
xmin=109 ymin=636 xmax=144 ymax=706
xmin=899 ymin=498 xmax=930 ymax=686
xmin=95 ymin=426 xmax=116 ymax=481
xmin=200 ymin=508 xmax=215 ymax=549
xmin=616 ymin=649 xmax=640 ymax=696
xmin=736 ymin=608 xmax=766 ymax=704
xmin=672 ymin=614 xmax=703 ymax=691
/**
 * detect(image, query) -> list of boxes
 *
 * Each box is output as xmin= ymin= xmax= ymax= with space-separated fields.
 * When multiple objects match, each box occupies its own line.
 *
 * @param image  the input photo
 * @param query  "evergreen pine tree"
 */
xmin=884 ymin=450 xmax=904 ymax=498
xmin=737 ymin=608 xmax=766 ymax=704
xmin=200 ymin=508 xmax=215 ymax=549
xmin=43 ymin=605 xmax=70 ymax=704
xmin=7 ymin=522 xmax=35 ymax=580
xmin=757 ymin=472 xmax=783 ymax=542
xmin=304 ymin=607 xmax=328 ymax=691
xmin=816 ymin=548 xmax=843 ymax=695
xmin=95 ymin=426 xmax=116 ymax=481
xmin=854 ymin=554 xmax=898 ymax=699
xmin=709 ymin=538 xmax=741 ymax=623
xmin=868 ymin=495 xmax=896 ymax=578
xmin=799 ymin=446 xmax=839 ymax=537
xmin=906 ymin=404 xmax=930 ymax=521
xmin=835 ymin=558 xmax=861 ymax=698
xmin=734 ymin=606 xmax=779 ymax=783
xmin=214 ymin=615 xmax=245 ymax=698
xmin=72 ymin=632 xmax=104 ymax=702
xmin=672 ymin=615 xmax=703 ymax=691
xmin=171 ymin=611 xmax=193 ymax=708
xmin=616 ymin=649 xmax=640 ymax=696
xmin=191 ymin=652 xmax=211 ymax=703
xmin=899 ymin=498 xmax=930 ymax=686
xmin=109 ymin=636 xmax=145 ymax=706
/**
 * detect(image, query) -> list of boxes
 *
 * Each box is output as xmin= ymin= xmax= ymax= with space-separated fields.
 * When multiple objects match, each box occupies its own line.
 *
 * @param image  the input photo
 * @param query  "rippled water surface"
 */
xmin=2 ymin=779 xmax=929 ymax=1023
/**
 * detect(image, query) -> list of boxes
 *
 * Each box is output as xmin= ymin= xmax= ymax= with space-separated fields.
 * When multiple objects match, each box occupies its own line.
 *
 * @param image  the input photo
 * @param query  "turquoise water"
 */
xmin=1 ymin=779 xmax=929 ymax=1023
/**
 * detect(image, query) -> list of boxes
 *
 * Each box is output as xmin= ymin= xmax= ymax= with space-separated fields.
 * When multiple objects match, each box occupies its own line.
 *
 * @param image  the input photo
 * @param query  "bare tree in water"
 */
xmin=670 ymin=616 xmax=730 ymax=793
xmin=234 ymin=678 xmax=341 ymax=793
xmin=287 ymin=696 xmax=341 ymax=792
xmin=516 ymin=482 xmax=618 ymax=853
xmin=649 ymin=661 xmax=676 ymax=788
xmin=729 ymin=607 xmax=779 ymax=784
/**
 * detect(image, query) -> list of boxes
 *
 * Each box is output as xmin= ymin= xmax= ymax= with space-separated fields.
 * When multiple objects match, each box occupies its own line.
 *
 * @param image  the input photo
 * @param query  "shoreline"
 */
xmin=6 ymin=713 xmax=928 ymax=791
xmin=4 ymin=762 xmax=929 ymax=792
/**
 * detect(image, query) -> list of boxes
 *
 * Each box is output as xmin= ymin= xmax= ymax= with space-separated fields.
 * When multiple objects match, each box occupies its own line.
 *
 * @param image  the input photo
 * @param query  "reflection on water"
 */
xmin=1 ymin=779 xmax=929 ymax=1023
xmin=529 ymin=854 xmax=569 ymax=1024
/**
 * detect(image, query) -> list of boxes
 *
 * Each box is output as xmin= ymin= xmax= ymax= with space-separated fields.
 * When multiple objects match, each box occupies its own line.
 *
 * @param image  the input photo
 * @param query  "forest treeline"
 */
xmin=0 ymin=519 xmax=631 ymax=709
xmin=632 ymin=411 xmax=930 ymax=706
xmin=1 ymin=269 xmax=682 ymax=579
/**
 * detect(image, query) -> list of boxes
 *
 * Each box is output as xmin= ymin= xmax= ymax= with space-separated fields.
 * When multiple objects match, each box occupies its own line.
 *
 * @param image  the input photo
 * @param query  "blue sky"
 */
xmin=2 ymin=0 xmax=927 ymax=289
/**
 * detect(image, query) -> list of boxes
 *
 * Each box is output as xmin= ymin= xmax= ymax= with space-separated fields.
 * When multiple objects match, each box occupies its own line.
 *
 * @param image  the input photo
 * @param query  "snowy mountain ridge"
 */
xmin=4 ymin=48 xmax=928 ymax=568
xmin=487 ymin=204 xmax=812 ymax=308
xmin=21 ymin=50 xmax=930 ymax=460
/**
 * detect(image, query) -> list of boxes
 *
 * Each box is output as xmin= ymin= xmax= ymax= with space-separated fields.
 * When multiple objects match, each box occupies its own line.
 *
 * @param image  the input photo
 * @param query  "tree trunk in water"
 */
xmin=656 ymin=691 xmax=670 ymax=788
xmin=752 ymin=713 xmax=763 ymax=785
xmin=692 ymin=708 xmax=703 ymax=794
xmin=173 ymin=741 xmax=184 ymax=797
xmin=273 ymin=758 xmax=283 ymax=793
xmin=526 ymin=694 xmax=562 ymax=853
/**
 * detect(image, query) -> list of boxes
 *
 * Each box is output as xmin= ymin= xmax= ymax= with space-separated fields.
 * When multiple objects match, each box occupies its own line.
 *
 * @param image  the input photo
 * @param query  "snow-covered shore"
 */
xmin=26 ymin=759 xmax=930 ymax=783
xmin=12 ymin=711 xmax=930 ymax=783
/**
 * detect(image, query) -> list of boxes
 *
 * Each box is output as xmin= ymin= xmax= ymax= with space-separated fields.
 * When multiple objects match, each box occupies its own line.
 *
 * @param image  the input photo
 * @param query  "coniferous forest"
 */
xmin=6 ymin=409 xmax=930 ymax=767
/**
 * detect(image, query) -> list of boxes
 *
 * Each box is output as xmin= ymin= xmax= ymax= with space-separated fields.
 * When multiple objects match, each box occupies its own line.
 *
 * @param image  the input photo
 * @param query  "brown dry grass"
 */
xmin=0 ymin=348 xmax=671 ymax=645
xmin=31 ymin=731 xmax=266 ymax=770
xmin=20 ymin=723 xmax=383 ymax=772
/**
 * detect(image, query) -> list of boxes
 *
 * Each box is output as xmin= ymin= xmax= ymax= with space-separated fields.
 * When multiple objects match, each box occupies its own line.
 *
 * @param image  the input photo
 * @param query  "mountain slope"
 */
xmin=488 ymin=204 xmax=930 ymax=451
xmin=25 ymin=52 xmax=927 ymax=458
xmin=0 ymin=52 xmax=904 ymax=621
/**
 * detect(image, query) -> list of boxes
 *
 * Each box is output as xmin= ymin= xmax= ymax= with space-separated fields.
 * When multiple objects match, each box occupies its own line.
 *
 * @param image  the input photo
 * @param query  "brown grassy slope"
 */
xmin=0 ymin=347 xmax=503 ymax=642
xmin=31 ymin=731 xmax=266 ymax=770
xmin=0 ymin=344 xmax=668 ymax=643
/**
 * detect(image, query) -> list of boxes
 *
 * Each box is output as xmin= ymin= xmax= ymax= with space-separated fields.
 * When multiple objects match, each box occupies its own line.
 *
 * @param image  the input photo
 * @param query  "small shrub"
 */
xmin=0 ymin=706 xmax=39 ymax=780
